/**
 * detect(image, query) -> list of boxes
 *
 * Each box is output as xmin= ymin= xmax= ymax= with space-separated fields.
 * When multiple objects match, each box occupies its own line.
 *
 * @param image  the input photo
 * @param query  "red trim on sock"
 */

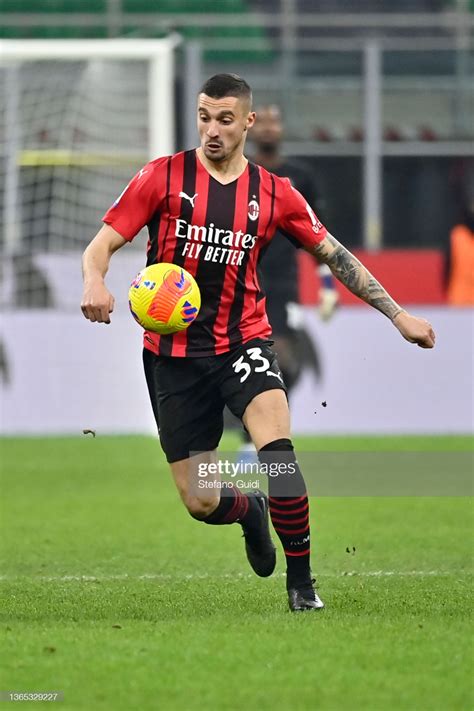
xmin=269 ymin=513 xmax=309 ymax=526
xmin=269 ymin=501 xmax=309 ymax=516
xmin=221 ymin=490 xmax=240 ymax=523
xmin=269 ymin=495 xmax=306 ymax=506
xmin=222 ymin=488 xmax=249 ymax=523
xmin=273 ymin=524 xmax=310 ymax=535
xmin=285 ymin=548 xmax=311 ymax=557
xmin=238 ymin=492 xmax=249 ymax=520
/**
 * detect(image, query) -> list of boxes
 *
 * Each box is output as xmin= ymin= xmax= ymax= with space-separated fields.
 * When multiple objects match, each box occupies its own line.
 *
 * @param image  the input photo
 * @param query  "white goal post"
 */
xmin=0 ymin=37 xmax=179 ymax=308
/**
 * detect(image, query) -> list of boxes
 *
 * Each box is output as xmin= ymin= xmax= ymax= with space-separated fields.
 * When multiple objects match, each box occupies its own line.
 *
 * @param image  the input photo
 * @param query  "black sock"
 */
xmin=258 ymin=438 xmax=311 ymax=586
xmin=195 ymin=487 xmax=260 ymax=528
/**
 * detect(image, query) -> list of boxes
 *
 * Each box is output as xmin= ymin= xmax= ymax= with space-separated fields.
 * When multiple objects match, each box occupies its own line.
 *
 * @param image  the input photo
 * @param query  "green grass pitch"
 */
xmin=1 ymin=434 xmax=472 ymax=710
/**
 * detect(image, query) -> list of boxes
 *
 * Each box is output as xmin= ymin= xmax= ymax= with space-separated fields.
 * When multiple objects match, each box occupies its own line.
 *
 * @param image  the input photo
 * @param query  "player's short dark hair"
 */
xmin=199 ymin=74 xmax=252 ymax=105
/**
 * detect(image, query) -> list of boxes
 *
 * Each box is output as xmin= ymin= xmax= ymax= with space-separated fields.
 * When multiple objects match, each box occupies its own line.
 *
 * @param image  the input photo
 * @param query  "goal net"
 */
xmin=0 ymin=38 xmax=177 ymax=311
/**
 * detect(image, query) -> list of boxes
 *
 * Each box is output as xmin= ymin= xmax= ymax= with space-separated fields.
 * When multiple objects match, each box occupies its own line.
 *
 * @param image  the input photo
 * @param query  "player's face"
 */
xmin=252 ymin=107 xmax=283 ymax=151
xmin=197 ymin=94 xmax=255 ymax=163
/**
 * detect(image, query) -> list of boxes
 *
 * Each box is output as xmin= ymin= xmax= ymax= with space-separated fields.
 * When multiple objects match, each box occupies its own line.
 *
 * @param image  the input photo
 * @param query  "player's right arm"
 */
xmin=81 ymin=224 xmax=126 ymax=324
xmin=81 ymin=157 xmax=168 ymax=324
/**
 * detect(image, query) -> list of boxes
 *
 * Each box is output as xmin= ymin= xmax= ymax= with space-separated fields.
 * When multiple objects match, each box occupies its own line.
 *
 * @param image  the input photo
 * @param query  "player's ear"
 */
xmin=246 ymin=111 xmax=256 ymax=131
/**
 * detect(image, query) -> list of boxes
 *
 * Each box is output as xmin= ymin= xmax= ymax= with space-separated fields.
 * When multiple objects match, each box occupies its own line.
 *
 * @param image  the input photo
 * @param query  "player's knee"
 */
xmin=184 ymin=494 xmax=220 ymax=520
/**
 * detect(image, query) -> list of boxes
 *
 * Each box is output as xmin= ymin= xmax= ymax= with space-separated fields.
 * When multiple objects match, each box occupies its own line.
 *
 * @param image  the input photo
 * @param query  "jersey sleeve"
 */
xmin=277 ymin=177 xmax=328 ymax=250
xmin=102 ymin=157 xmax=169 ymax=241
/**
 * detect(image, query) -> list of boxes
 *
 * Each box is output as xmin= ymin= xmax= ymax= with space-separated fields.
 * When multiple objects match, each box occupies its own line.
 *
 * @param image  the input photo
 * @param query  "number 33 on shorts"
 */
xmin=232 ymin=346 xmax=283 ymax=384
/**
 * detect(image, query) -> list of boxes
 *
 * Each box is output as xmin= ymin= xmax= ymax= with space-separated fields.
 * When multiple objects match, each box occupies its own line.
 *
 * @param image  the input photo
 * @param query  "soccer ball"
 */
xmin=128 ymin=263 xmax=201 ymax=334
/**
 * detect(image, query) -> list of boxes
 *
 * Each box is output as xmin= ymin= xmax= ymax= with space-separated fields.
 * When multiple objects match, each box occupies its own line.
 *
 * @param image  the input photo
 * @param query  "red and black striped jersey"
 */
xmin=103 ymin=149 xmax=327 ymax=357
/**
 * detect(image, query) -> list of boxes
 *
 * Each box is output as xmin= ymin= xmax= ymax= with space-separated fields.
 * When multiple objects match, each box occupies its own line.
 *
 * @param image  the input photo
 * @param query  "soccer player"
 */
xmin=81 ymin=74 xmax=435 ymax=612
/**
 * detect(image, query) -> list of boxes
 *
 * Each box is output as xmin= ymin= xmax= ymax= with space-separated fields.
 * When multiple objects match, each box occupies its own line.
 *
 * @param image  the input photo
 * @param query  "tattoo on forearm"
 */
xmin=313 ymin=235 xmax=403 ymax=321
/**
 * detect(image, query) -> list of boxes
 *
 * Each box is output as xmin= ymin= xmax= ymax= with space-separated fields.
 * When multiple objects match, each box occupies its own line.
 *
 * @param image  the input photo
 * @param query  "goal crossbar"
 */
xmin=0 ymin=37 xmax=181 ymax=61
xmin=0 ymin=36 xmax=181 ymax=158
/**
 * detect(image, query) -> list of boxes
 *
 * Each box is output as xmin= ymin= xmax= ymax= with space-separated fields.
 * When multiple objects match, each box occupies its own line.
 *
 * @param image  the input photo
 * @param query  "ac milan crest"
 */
xmin=248 ymin=198 xmax=259 ymax=221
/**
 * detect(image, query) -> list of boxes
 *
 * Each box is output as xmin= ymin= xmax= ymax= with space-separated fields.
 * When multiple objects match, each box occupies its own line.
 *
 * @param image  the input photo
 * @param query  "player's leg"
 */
xmin=168 ymin=452 xmax=275 ymax=577
xmin=236 ymin=304 xmax=301 ymax=461
xmin=143 ymin=348 xmax=273 ymax=576
xmin=236 ymin=333 xmax=298 ymax=453
xmin=243 ymin=390 xmax=323 ymax=611
xmin=168 ymin=451 xmax=248 ymax=521
xmin=221 ymin=339 xmax=323 ymax=611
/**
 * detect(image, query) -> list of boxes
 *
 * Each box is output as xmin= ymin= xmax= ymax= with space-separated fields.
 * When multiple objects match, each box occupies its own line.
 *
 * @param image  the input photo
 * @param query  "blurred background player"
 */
xmin=237 ymin=105 xmax=339 ymax=460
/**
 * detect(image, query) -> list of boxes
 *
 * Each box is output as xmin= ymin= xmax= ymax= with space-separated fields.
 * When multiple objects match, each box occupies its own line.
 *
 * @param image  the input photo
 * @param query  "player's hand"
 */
xmin=318 ymin=287 xmax=339 ymax=321
xmin=393 ymin=311 xmax=436 ymax=349
xmin=81 ymin=281 xmax=115 ymax=324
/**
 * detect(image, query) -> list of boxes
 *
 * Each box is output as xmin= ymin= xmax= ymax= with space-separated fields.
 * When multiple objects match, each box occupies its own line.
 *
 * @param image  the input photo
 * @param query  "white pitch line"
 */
xmin=0 ymin=570 xmax=468 ymax=583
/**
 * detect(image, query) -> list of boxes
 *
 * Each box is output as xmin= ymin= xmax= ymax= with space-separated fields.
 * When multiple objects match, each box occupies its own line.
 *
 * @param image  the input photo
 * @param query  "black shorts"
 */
xmin=143 ymin=338 xmax=286 ymax=463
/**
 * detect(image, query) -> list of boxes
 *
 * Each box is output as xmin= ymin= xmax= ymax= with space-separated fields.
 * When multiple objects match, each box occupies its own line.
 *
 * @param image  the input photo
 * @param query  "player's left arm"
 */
xmin=310 ymin=233 xmax=436 ymax=348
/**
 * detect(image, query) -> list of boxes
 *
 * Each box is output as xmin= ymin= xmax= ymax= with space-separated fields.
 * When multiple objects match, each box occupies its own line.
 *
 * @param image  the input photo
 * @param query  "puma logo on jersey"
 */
xmin=267 ymin=370 xmax=283 ymax=383
xmin=179 ymin=191 xmax=198 ymax=208
xmin=138 ymin=168 xmax=148 ymax=179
